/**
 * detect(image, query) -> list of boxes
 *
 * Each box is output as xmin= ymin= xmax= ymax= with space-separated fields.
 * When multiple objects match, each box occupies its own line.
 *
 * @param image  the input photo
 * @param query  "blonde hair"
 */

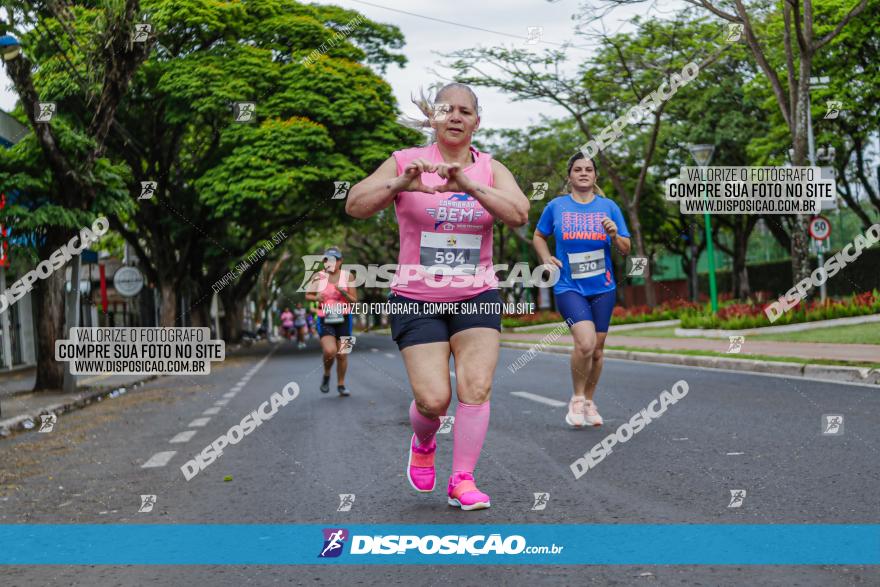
xmin=398 ymin=83 xmax=481 ymax=143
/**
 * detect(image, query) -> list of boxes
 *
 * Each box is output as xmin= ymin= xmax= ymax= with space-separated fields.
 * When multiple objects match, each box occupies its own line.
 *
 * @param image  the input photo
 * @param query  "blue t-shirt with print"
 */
xmin=535 ymin=194 xmax=631 ymax=296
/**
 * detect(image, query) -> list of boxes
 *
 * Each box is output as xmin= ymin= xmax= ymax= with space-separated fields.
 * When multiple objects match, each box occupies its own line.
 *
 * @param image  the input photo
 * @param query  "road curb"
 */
xmin=500 ymin=341 xmax=880 ymax=386
xmin=0 ymin=375 xmax=159 ymax=439
xmin=510 ymin=319 xmax=680 ymax=333
xmin=675 ymin=313 xmax=880 ymax=338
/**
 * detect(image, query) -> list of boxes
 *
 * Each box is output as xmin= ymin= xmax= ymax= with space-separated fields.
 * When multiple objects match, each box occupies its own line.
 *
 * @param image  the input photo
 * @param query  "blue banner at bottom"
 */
xmin=1 ymin=524 xmax=878 ymax=565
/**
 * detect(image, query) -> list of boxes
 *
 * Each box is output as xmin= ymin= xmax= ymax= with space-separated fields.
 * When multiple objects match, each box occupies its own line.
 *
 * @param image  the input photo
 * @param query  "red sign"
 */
xmin=809 ymin=216 xmax=832 ymax=241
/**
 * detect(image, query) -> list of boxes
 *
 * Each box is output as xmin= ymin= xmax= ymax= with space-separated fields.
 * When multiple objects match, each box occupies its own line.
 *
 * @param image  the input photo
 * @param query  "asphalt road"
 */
xmin=1 ymin=334 xmax=878 ymax=586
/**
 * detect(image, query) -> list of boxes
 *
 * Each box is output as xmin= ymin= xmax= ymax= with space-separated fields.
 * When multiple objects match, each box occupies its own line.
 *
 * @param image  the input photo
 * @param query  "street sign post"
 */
xmin=809 ymin=216 xmax=832 ymax=241
xmin=113 ymin=266 xmax=145 ymax=297
xmin=809 ymin=215 xmax=831 ymax=302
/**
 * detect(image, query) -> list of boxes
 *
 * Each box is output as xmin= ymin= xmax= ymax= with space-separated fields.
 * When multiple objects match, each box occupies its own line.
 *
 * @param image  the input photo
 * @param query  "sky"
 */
xmin=0 ymin=0 xmax=677 ymax=131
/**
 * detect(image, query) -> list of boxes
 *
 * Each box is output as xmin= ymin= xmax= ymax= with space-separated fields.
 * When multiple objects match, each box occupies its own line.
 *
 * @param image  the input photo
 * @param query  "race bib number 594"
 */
xmin=420 ymin=232 xmax=481 ymax=275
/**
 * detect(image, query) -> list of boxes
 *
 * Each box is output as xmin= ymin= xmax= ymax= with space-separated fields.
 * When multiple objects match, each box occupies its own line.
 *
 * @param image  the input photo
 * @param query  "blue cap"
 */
xmin=323 ymin=247 xmax=343 ymax=259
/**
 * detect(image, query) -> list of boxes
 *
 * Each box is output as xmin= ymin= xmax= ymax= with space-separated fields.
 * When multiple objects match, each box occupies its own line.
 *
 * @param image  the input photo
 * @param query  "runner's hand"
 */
xmin=433 ymin=163 xmax=474 ymax=194
xmin=396 ymin=158 xmax=437 ymax=194
xmin=601 ymin=217 xmax=618 ymax=238
xmin=542 ymin=256 xmax=563 ymax=269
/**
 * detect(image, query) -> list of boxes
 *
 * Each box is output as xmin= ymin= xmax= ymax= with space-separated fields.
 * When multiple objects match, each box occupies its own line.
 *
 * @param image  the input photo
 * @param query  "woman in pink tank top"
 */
xmin=305 ymin=246 xmax=358 ymax=396
xmin=346 ymin=83 xmax=529 ymax=510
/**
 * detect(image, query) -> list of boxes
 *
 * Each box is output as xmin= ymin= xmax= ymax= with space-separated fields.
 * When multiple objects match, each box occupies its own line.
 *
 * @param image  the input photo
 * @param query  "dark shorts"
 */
xmin=317 ymin=315 xmax=353 ymax=339
xmin=556 ymin=290 xmax=617 ymax=333
xmin=389 ymin=289 xmax=502 ymax=350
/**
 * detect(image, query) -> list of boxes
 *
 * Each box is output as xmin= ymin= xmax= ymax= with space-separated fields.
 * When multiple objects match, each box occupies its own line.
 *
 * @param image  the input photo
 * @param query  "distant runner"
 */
xmin=280 ymin=307 xmax=295 ymax=341
xmin=532 ymin=152 xmax=631 ymax=428
xmin=293 ymin=302 xmax=308 ymax=349
xmin=305 ymin=247 xmax=358 ymax=396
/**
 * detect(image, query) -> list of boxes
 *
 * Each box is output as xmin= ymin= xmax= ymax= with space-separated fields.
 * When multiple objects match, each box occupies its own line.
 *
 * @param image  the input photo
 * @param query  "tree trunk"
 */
xmin=190 ymin=300 xmax=211 ymax=328
xmin=790 ymin=56 xmax=812 ymax=289
xmin=626 ymin=206 xmax=656 ymax=307
xmin=733 ymin=232 xmax=750 ymax=299
xmin=159 ymin=282 xmax=177 ymax=327
xmin=219 ymin=289 xmax=244 ymax=342
xmin=32 ymin=247 xmax=67 ymax=391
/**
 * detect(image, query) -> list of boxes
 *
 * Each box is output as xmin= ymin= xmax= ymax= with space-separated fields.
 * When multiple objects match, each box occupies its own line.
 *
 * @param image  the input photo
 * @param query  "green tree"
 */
xmin=444 ymin=14 xmax=729 ymax=306
xmin=0 ymin=0 xmax=149 ymax=390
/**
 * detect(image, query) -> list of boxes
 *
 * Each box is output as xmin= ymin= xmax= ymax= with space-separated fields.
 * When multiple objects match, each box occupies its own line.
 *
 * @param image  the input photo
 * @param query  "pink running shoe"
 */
xmin=584 ymin=399 xmax=603 ymax=427
xmin=565 ymin=396 xmax=586 ymax=428
xmin=447 ymin=472 xmax=491 ymax=510
xmin=407 ymin=434 xmax=436 ymax=492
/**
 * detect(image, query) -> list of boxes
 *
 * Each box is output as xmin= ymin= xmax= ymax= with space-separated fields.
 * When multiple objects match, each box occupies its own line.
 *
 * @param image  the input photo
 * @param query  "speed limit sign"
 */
xmin=809 ymin=216 xmax=832 ymax=241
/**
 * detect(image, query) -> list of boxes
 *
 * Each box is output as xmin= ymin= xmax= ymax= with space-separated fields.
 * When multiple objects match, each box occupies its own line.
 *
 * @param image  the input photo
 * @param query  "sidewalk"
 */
xmin=0 ymin=368 xmax=158 ymax=437
xmin=0 ymin=340 xmax=277 ymax=438
xmin=502 ymin=332 xmax=880 ymax=363
xmin=501 ymin=331 xmax=880 ymax=386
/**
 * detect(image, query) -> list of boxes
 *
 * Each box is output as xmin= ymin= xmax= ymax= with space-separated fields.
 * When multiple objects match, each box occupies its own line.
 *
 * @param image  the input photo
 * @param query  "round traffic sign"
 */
xmin=809 ymin=216 xmax=832 ymax=240
xmin=113 ymin=266 xmax=144 ymax=297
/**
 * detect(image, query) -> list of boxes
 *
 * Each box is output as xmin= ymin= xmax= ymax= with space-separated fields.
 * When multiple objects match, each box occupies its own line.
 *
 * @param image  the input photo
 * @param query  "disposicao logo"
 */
xmin=319 ymin=528 xmax=349 ymax=558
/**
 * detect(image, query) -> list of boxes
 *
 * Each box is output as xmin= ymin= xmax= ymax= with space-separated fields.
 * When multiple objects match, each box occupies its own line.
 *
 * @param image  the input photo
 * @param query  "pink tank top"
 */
xmin=314 ymin=270 xmax=351 ymax=317
xmin=390 ymin=143 xmax=498 ymax=302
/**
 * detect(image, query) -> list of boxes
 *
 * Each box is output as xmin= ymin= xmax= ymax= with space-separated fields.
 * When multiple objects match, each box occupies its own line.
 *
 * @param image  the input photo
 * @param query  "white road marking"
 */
xmin=215 ymin=399 xmax=229 ymax=406
xmin=231 ymin=384 xmax=244 ymax=390
xmin=169 ymin=430 xmax=197 ymax=443
xmin=511 ymin=391 xmax=567 ymax=408
xmin=142 ymin=451 xmax=176 ymax=468
xmin=370 ymin=348 xmax=379 ymax=353
xmin=223 ymin=392 xmax=237 ymax=398
xmin=449 ymin=370 xmax=456 ymax=378
xmin=188 ymin=417 xmax=211 ymax=427
xmin=384 ymin=352 xmax=395 ymax=358
xmin=726 ymin=452 xmax=745 ymax=456
xmin=673 ymin=438 xmax=689 ymax=441
xmin=203 ymin=407 xmax=221 ymax=415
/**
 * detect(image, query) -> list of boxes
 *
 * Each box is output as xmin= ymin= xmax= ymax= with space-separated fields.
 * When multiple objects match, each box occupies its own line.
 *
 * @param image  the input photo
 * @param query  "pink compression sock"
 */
xmin=410 ymin=400 xmax=442 ymax=447
xmin=452 ymin=401 xmax=491 ymax=474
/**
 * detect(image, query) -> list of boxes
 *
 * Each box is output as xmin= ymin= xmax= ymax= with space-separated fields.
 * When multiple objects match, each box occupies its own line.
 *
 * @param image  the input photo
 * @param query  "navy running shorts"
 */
xmin=389 ymin=289 xmax=502 ymax=350
xmin=555 ymin=290 xmax=617 ymax=333
xmin=317 ymin=314 xmax=353 ymax=339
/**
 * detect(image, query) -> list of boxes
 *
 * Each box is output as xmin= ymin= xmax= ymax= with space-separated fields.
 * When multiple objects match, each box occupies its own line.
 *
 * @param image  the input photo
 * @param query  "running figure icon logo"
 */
xmin=438 ymin=415 xmax=455 ymax=434
xmin=526 ymin=26 xmax=543 ymax=45
xmin=822 ymin=414 xmax=844 ymax=435
xmin=725 ymin=23 xmax=744 ymax=43
xmin=727 ymin=336 xmax=745 ymax=354
xmin=233 ymin=102 xmax=256 ymax=123
xmin=38 ymin=414 xmax=57 ymax=433
xmin=35 ymin=102 xmax=56 ymax=122
xmin=529 ymin=182 xmax=548 ymax=201
xmin=318 ymin=528 xmax=349 ymax=558
xmin=337 ymin=494 xmax=355 ymax=512
xmin=531 ymin=492 xmax=550 ymax=511
xmin=727 ymin=489 xmax=746 ymax=508
xmin=338 ymin=336 xmax=356 ymax=355
xmin=131 ymin=23 xmax=151 ymax=42
xmin=432 ymin=103 xmax=451 ymax=123
xmin=628 ymin=257 xmax=648 ymax=277
xmin=138 ymin=494 xmax=157 ymax=513
xmin=824 ymin=100 xmax=842 ymax=119
xmin=332 ymin=181 xmax=350 ymax=200
xmin=139 ymin=181 xmax=157 ymax=200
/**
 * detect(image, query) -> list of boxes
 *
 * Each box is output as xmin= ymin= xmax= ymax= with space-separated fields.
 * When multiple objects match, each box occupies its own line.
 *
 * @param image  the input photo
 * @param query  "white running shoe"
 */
xmin=584 ymin=399 xmax=603 ymax=427
xmin=565 ymin=396 xmax=587 ymax=428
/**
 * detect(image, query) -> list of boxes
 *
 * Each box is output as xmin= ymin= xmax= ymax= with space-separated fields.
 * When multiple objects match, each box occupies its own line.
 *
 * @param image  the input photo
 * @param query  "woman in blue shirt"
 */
xmin=533 ymin=152 xmax=631 ymax=428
